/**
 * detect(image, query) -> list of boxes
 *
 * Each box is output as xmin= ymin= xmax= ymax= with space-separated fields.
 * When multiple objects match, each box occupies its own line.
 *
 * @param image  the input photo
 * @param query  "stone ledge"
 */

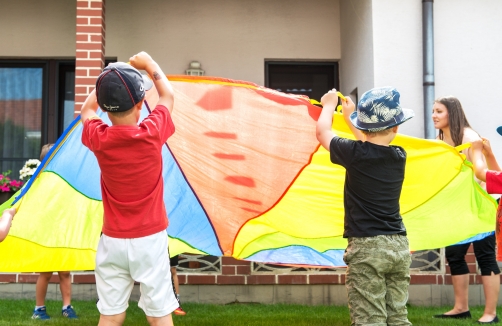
xmin=1 ymin=283 xmax=500 ymax=306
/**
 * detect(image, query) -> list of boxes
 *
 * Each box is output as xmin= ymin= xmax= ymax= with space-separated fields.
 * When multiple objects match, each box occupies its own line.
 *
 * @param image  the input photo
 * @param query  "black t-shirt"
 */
xmin=330 ymin=136 xmax=407 ymax=238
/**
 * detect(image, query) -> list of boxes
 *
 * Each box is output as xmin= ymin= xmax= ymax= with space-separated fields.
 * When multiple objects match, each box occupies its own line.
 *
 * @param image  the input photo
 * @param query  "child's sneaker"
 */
xmin=62 ymin=305 xmax=78 ymax=319
xmin=32 ymin=306 xmax=50 ymax=320
xmin=173 ymin=307 xmax=186 ymax=316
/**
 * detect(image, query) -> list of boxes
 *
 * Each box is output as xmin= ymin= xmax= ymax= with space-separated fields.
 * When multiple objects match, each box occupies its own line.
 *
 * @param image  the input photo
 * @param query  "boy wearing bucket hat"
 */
xmin=80 ymin=52 xmax=178 ymax=326
xmin=316 ymin=87 xmax=414 ymax=325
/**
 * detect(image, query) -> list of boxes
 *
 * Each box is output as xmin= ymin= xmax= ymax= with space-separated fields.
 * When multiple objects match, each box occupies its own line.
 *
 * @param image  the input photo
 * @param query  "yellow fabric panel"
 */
xmin=332 ymin=112 xmax=463 ymax=215
xmin=169 ymin=237 xmax=206 ymax=257
xmin=236 ymin=231 xmax=345 ymax=260
xmin=405 ymin=162 xmax=496 ymax=250
xmin=0 ymin=236 xmax=96 ymax=272
xmin=8 ymin=172 xmax=102 ymax=250
xmin=234 ymin=112 xmax=495 ymax=257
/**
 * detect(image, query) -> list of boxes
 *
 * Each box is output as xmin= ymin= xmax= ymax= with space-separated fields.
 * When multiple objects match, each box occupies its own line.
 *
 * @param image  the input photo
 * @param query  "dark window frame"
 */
xmin=264 ymin=60 xmax=340 ymax=101
xmin=0 ymin=58 xmax=117 ymax=177
xmin=0 ymin=60 xmax=50 ymax=146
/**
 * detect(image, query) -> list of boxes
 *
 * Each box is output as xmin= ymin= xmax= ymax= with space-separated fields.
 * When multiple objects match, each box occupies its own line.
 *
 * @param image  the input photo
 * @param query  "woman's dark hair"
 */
xmin=435 ymin=96 xmax=472 ymax=146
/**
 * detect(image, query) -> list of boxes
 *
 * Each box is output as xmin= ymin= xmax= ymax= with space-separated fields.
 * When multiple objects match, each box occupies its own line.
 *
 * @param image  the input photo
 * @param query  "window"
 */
xmin=0 ymin=65 xmax=44 ymax=178
xmin=265 ymin=61 xmax=339 ymax=102
xmin=0 ymin=58 xmax=116 ymax=178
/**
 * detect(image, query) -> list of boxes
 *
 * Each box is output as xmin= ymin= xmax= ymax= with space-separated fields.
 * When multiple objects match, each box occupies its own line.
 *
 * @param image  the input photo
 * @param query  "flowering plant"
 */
xmin=0 ymin=170 xmax=23 ymax=192
xmin=19 ymin=159 xmax=41 ymax=181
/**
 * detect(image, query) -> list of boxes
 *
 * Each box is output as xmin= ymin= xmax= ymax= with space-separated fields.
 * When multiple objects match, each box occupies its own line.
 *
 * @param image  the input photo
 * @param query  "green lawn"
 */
xmin=0 ymin=300 xmax=490 ymax=325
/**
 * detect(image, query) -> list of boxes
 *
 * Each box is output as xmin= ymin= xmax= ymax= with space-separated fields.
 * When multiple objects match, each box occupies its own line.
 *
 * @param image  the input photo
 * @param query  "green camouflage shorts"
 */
xmin=344 ymin=234 xmax=412 ymax=326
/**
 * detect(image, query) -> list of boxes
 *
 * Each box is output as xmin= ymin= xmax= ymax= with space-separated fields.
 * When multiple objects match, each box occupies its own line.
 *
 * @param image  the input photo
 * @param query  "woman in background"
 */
xmin=432 ymin=96 xmax=500 ymax=324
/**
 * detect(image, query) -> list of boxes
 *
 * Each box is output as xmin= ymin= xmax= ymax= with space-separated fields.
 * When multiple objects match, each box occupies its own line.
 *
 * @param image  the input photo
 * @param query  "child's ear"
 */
xmin=393 ymin=126 xmax=399 ymax=133
xmin=136 ymin=100 xmax=144 ymax=111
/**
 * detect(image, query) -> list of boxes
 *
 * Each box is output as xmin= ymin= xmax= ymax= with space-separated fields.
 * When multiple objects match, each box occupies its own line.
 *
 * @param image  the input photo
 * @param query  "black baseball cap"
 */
xmin=95 ymin=62 xmax=153 ymax=112
xmin=497 ymin=126 xmax=502 ymax=136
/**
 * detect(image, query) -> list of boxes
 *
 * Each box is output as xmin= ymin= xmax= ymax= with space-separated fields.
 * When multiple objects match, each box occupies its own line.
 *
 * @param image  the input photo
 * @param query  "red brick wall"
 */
xmin=74 ymin=0 xmax=106 ymax=117
xmin=2 ymin=249 xmax=498 ymax=286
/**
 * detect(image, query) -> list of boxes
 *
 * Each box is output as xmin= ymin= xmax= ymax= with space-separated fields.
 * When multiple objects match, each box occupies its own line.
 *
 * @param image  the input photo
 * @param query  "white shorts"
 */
xmin=95 ymin=230 xmax=178 ymax=317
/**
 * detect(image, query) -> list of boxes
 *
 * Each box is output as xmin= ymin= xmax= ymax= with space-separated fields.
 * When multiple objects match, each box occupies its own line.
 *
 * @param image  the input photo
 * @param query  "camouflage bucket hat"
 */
xmin=350 ymin=87 xmax=415 ymax=132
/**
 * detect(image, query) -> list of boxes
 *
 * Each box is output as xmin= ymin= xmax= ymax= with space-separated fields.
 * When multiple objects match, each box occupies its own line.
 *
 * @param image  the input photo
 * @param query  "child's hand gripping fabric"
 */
xmin=0 ymin=207 xmax=16 ymax=242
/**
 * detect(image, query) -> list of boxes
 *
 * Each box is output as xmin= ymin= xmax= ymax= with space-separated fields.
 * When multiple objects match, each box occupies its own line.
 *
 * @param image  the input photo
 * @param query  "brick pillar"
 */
xmin=74 ymin=0 xmax=106 ymax=117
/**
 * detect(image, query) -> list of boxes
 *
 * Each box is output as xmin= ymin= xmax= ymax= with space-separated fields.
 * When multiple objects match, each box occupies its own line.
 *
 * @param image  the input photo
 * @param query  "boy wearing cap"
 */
xmin=316 ymin=87 xmax=414 ymax=325
xmin=80 ymin=52 xmax=177 ymax=326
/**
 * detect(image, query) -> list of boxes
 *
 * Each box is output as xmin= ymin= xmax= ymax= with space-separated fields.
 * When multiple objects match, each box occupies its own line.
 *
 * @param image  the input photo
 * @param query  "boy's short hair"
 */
xmin=362 ymin=128 xmax=394 ymax=137
xmin=95 ymin=62 xmax=153 ymax=113
xmin=350 ymin=87 xmax=414 ymax=132
xmin=106 ymin=102 xmax=142 ymax=118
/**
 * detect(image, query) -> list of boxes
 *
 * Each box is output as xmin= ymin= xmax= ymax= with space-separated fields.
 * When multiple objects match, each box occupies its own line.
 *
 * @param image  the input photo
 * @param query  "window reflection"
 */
xmin=0 ymin=68 xmax=43 ymax=179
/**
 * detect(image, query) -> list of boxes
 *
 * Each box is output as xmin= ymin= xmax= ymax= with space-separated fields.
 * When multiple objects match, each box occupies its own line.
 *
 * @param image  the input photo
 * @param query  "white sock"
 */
xmin=35 ymin=305 xmax=45 ymax=310
xmin=62 ymin=304 xmax=71 ymax=311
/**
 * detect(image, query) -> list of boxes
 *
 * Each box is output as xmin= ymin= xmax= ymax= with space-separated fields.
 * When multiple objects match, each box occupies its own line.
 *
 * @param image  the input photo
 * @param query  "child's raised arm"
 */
xmin=316 ymin=89 xmax=339 ymax=151
xmin=129 ymin=52 xmax=174 ymax=114
xmin=341 ymin=97 xmax=364 ymax=141
xmin=481 ymin=137 xmax=501 ymax=172
xmin=471 ymin=139 xmax=489 ymax=182
xmin=80 ymin=89 xmax=99 ymax=122
xmin=0 ymin=207 xmax=16 ymax=242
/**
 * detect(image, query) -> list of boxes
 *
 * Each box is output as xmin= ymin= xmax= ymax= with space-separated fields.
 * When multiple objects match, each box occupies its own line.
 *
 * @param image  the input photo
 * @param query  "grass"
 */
xmin=0 ymin=300 xmax=491 ymax=325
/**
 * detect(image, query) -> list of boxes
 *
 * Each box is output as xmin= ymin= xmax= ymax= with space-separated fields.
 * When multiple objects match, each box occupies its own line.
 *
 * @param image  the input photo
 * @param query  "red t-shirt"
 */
xmin=486 ymin=170 xmax=502 ymax=261
xmin=82 ymin=105 xmax=175 ymax=238
xmin=487 ymin=170 xmax=502 ymax=194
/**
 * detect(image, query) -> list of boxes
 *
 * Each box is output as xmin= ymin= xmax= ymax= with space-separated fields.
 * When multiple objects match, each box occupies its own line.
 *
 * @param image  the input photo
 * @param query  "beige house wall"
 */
xmin=105 ymin=0 xmax=341 ymax=86
xmin=2 ymin=1 xmax=502 ymax=143
xmin=372 ymin=0 xmax=423 ymax=137
xmin=0 ymin=0 xmax=76 ymax=58
xmin=434 ymin=0 xmax=502 ymax=155
xmin=1 ymin=0 xmax=341 ymax=88
xmin=335 ymin=0 xmax=502 ymax=145
xmin=339 ymin=0 xmax=374 ymax=103
xmin=341 ymin=0 xmax=502 ymax=149
xmin=340 ymin=0 xmax=424 ymax=137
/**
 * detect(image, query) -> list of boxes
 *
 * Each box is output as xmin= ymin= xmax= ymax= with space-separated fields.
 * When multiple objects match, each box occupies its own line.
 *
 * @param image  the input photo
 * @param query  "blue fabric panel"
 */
xmin=161 ymin=144 xmax=222 ymax=255
xmin=42 ymin=106 xmax=151 ymax=200
xmin=15 ymin=103 xmax=221 ymax=255
xmin=246 ymin=247 xmax=346 ymax=267
xmin=454 ymin=231 xmax=495 ymax=245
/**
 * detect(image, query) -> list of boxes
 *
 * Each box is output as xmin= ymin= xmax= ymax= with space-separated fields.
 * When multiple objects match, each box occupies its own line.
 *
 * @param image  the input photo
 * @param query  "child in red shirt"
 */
xmin=80 ymin=52 xmax=178 ymax=326
xmin=471 ymin=137 xmax=502 ymax=263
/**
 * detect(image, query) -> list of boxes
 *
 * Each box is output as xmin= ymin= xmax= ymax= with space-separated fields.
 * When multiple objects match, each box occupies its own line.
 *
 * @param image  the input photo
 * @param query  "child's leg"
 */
xmin=473 ymin=235 xmax=500 ymax=322
xmin=344 ymin=237 xmax=388 ymax=326
xmin=35 ymin=272 xmax=53 ymax=306
xmin=385 ymin=235 xmax=412 ymax=326
xmin=441 ymin=243 xmax=471 ymax=315
xmin=130 ymin=231 xmax=178 ymax=318
xmin=146 ymin=314 xmax=174 ymax=326
xmin=58 ymin=271 xmax=72 ymax=306
xmin=171 ymin=267 xmax=179 ymax=297
xmin=98 ymin=312 xmax=126 ymax=326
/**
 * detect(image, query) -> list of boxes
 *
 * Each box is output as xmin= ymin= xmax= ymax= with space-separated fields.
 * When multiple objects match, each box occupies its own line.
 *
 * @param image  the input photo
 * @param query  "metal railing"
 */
xmin=174 ymin=249 xmax=445 ymax=274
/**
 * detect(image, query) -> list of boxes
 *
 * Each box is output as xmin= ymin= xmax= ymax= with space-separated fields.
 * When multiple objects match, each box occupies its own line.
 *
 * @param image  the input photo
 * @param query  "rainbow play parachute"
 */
xmin=0 ymin=76 xmax=496 ymax=272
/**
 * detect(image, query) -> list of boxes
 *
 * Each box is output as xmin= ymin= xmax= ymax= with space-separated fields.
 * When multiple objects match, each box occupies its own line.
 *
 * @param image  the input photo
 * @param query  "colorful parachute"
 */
xmin=0 ymin=76 xmax=496 ymax=272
